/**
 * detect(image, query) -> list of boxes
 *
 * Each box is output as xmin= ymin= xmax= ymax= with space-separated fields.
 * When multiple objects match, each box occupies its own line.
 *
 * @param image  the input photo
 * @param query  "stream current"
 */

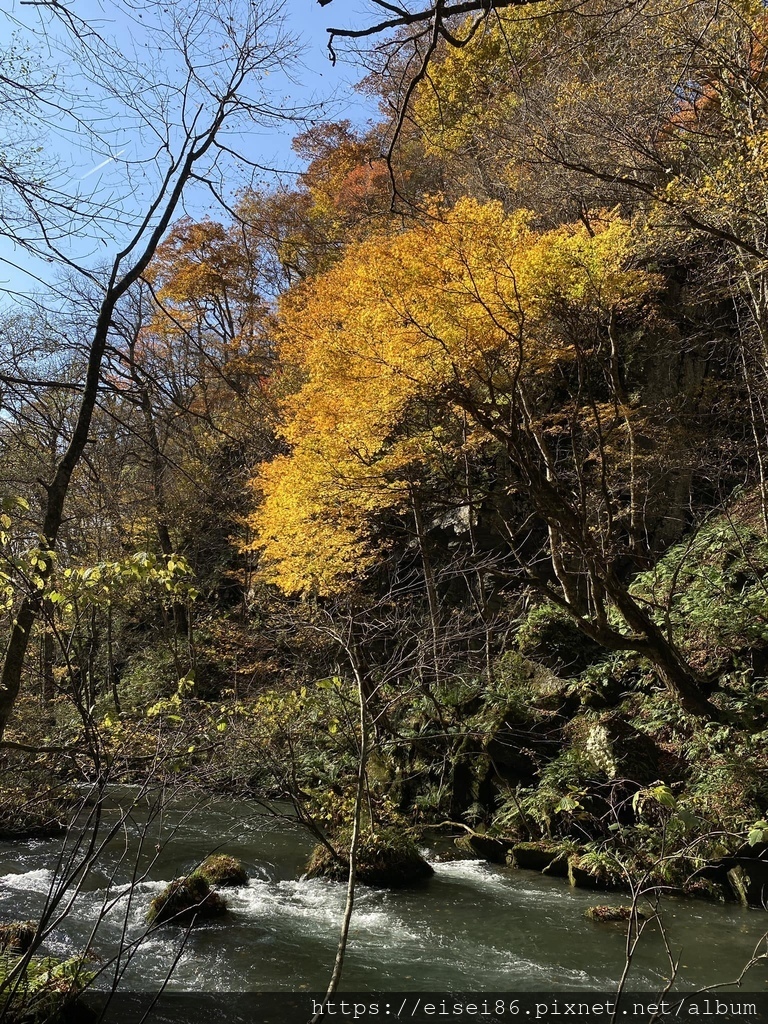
xmin=0 ymin=790 xmax=766 ymax=995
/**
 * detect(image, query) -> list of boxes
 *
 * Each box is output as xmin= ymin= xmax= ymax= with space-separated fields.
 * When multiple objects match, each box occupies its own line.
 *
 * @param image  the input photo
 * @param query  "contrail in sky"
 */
xmin=80 ymin=149 xmax=126 ymax=180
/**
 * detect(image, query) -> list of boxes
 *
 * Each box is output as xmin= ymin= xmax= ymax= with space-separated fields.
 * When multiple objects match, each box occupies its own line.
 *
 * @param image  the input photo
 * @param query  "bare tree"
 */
xmin=0 ymin=0 xmax=306 ymax=739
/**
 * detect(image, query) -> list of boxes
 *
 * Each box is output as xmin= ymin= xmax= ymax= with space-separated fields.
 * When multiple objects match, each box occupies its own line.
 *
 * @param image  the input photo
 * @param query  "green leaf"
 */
xmin=653 ymin=785 xmax=676 ymax=808
xmin=555 ymin=794 xmax=580 ymax=813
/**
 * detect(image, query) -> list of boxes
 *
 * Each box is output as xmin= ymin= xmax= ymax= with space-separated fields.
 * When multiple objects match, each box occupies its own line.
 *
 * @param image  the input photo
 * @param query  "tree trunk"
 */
xmin=454 ymin=391 xmax=718 ymax=720
xmin=410 ymin=486 xmax=441 ymax=684
xmin=0 ymin=112 xmax=226 ymax=740
xmin=603 ymin=570 xmax=718 ymax=719
xmin=129 ymin=343 xmax=189 ymax=638
xmin=41 ymin=601 xmax=55 ymax=704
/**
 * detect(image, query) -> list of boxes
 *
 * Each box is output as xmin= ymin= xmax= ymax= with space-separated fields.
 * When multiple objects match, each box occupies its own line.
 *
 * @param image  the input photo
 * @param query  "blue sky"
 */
xmin=0 ymin=0 xmax=379 ymax=302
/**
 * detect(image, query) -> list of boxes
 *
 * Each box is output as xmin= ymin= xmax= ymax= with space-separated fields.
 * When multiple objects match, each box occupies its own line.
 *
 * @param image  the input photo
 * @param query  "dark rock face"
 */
xmin=582 ymin=715 xmax=669 ymax=786
xmin=706 ymin=843 xmax=768 ymax=908
xmin=726 ymin=850 xmax=768 ymax=908
xmin=455 ymin=834 xmax=515 ymax=864
xmin=508 ymin=842 xmax=569 ymax=876
xmin=147 ymin=873 xmax=228 ymax=926
xmin=305 ymin=832 xmax=434 ymax=888
xmin=517 ymin=609 xmax=604 ymax=676
xmin=683 ymin=877 xmax=729 ymax=902
xmin=568 ymin=854 xmax=623 ymax=891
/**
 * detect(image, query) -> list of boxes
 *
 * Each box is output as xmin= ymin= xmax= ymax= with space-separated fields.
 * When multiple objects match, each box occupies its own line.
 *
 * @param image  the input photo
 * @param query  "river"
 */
xmin=0 ymin=789 xmax=766 ymax=996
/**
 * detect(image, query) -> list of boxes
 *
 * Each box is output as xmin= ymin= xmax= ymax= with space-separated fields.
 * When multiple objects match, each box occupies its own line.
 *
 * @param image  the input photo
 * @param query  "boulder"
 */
xmin=455 ymin=833 xmax=515 ymax=864
xmin=706 ymin=842 xmax=768 ymax=908
xmin=198 ymin=854 xmax=248 ymax=887
xmin=568 ymin=854 xmax=624 ymax=891
xmin=683 ymin=877 xmax=729 ymax=902
xmin=508 ymin=842 xmax=569 ymax=876
xmin=0 ymin=786 xmax=68 ymax=840
xmin=0 ymin=920 xmax=36 ymax=953
xmin=727 ymin=863 xmax=768 ymax=908
xmin=585 ymin=905 xmax=646 ymax=923
xmin=306 ymin=830 xmax=434 ymax=888
xmin=581 ymin=716 xmax=666 ymax=785
xmin=516 ymin=609 xmax=603 ymax=676
xmin=147 ymin=873 xmax=228 ymax=926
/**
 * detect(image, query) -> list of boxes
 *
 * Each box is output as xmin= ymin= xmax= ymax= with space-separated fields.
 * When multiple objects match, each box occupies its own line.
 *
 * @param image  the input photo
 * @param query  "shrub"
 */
xmin=0 ymin=953 xmax=93 ymax=1023
xmin=516 ymin=604 xmax=603 ymax=676
xmin=0 ymin=921 xmax=36 ymax=953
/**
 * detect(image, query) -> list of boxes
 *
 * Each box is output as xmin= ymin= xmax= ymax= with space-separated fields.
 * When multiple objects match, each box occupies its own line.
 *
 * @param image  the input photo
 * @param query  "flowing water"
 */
xmin=0 ymin=789 xmax=766 ymax=994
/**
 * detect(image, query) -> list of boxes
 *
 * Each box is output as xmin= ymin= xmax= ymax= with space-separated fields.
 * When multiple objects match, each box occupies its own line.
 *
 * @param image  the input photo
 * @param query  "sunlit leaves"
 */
xmin=0 ymin=498 xmax=197 ymax=625
xmin=251 ymin=200 xmax=653 ymax=595
xmin=414 ymin=4 xmax=563 ymax=158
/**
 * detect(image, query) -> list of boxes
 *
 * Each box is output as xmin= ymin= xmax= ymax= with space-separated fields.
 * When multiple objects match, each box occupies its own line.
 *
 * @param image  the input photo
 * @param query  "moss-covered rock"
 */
xmin=146 ymin=873 xmax=228 ymax=926
xmin=198 ymin=854 xmax=248 ymax=887
xmin=726 ymin=864 xmax=768 ymax=908
xmin=707 ymin=843 xmax=768 ymax=907
xmin=0 ymin=920 xmax=36 ymax=953
xmin=516 ymin=604 xmax=603 ymax=676
xmin=684 ymin=877 xmax=729 ymax=902
xmin=585 ymin=905 xmax=646 ymax=923
xmin=0 ymin=952 xmax=94 ymax=1023
xmin=305 ymin=829 xmax=434 ymax=888
xmin=0 ymin=785 xmax=69 ymax=839
xmin=568 ymin=853 xmax=624 ymax=891
xmin=570 ymin=714 xmax=665 ymax=785
xmin=455 ymin=833 xmax=515 ymax=864
xmin=508 ymin=841 xmax=570 ymax=876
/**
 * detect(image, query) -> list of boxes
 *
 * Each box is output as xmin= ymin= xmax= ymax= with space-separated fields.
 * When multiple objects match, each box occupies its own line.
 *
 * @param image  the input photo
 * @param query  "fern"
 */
xmin=0 ymin=953 xmax=93 ymax=1023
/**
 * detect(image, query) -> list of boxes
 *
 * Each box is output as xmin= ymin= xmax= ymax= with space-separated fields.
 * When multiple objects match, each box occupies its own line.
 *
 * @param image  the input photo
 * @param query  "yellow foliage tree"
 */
xmin=251 ymin=199 xmax=650 ymax=596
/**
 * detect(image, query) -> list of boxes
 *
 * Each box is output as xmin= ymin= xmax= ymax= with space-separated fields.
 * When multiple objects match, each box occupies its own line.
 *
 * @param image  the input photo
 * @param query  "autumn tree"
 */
xmin=112 ymin=217 xmax=280 ymax=604
xmin=404 ymin=0 xmax=768 ymax=530
xmin=251 ymin=198 xmax=726 ymax=717
xmin=235 ymin=121 xmax=393 ymax=286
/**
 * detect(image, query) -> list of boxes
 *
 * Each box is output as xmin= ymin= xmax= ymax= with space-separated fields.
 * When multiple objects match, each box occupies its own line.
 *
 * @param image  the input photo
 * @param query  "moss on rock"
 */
xmin=0 ymin=784 xmax=70 ymax=839
xmin=585 ymin=905 xmax=646 ymax=923
xmin=146 ymin=872 xmax=228 ymax=926
xmin=568 ymin=853 xmax=624 ymax=891
xmin=198 ymin=854 xmax=248 ymax=887
xmin=516 ymin=604 xmax=603 ymax=676
xmin=684 ymin=877 xmax=729 ymax=902
xmin=454 ymin=833 xmax=515 ymax=864
xmin=0 ymin=952 xmax=94 ymax=1023
xmin=306 ymin=829 xmax=434 ymax=888
xmin=508 ymin=842 xmax=570 ymax=876
xmin=0 ymin=920 xmax=36 ymax=953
